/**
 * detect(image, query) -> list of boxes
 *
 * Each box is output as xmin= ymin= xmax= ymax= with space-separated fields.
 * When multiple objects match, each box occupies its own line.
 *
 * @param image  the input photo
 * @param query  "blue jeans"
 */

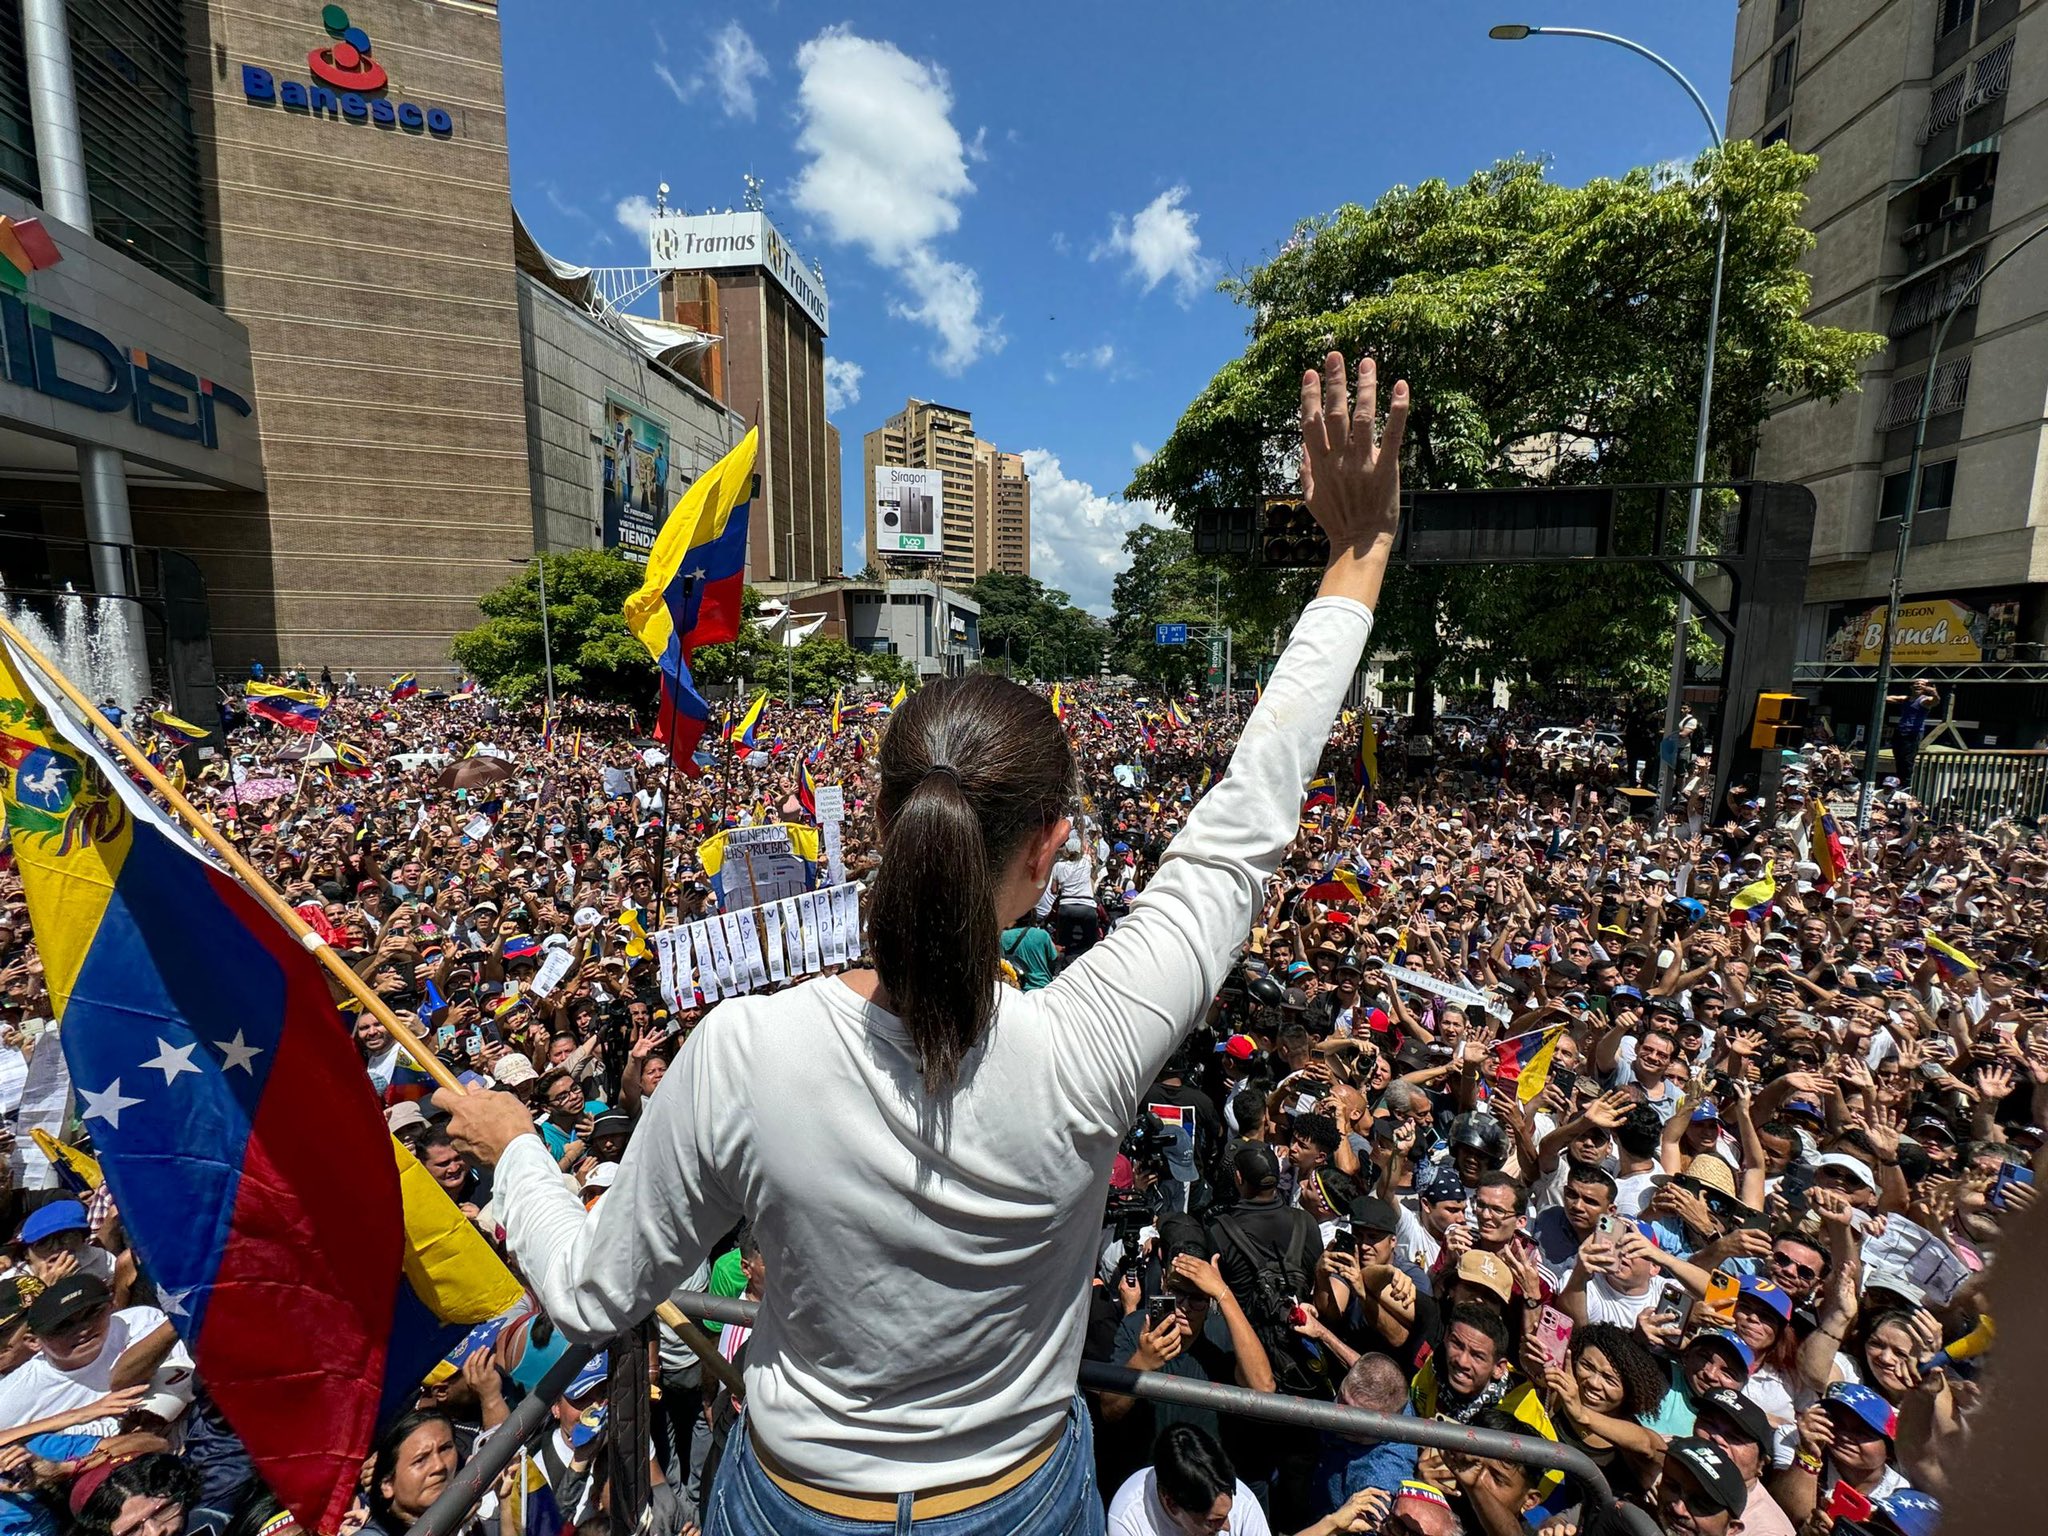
xmin=704 ymin=1396 xmax=1105 ymax=1536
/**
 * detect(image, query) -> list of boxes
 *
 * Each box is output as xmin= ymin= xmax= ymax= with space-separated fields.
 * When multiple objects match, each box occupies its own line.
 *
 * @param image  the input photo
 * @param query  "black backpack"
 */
xmin=1211 ymin=1209 xmax=1327 ymax=1398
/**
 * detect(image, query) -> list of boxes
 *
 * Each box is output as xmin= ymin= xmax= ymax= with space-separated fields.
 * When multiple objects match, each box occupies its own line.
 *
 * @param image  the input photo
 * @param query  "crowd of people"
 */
xmin=0 ymin=641 xmax=2034 ymax=1536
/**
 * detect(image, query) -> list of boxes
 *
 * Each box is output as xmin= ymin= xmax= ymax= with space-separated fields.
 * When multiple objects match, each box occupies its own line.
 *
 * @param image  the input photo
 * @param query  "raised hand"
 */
xmin=1299 ymin=352 xmax=1410 ymax=557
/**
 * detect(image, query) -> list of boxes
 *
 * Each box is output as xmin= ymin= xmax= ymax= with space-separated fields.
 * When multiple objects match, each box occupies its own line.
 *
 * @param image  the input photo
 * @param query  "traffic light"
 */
xmin=1749 ymin=692 xmax=1809 ymax=752
xmin=1260 ymin=497 xmax=1327 ymax=567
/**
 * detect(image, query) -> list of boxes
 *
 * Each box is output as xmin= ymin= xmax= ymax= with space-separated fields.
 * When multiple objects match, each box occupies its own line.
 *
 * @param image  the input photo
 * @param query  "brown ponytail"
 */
xmin=870 ymin=674 xmax=1074 ymax=1091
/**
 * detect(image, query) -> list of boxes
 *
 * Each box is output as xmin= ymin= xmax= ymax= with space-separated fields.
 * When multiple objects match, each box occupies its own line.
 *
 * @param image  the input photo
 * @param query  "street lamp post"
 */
xmin=1491 ymin=24 xmax=1726 ymax=815
xmin=511 ymin=554 xmax=556 ymax=718
xmin=1855 ymin=218 xmax=2048 ymax=828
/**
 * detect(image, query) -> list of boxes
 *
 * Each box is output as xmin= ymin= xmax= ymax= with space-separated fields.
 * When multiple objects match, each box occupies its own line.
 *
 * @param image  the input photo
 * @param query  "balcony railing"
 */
xmin=1878 ymin=355 xmax=1972 ymax=430
xmin=407 ymin=1290 xmax=1661 ymax=1536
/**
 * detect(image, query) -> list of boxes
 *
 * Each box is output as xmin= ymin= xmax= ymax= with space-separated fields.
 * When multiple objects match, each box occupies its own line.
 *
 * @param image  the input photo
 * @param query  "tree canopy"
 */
xmin=969 ymin=571 xmax=1104 ymax=681
xmin=1128 ymin=144 xmax=1884 ymax=711
xmin=1106 ymin=526 xmax=1224 ymax=691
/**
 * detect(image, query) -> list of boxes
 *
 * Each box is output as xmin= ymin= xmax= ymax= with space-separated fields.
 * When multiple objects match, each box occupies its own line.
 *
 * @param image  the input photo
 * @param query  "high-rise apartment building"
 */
xmin=974 ymin=440 xmax=1032 ymax=577
xmin=1728 ymin=0 xmax=2047 ymax=741
xmin=862 ymin=398 xmax=980 ymax=585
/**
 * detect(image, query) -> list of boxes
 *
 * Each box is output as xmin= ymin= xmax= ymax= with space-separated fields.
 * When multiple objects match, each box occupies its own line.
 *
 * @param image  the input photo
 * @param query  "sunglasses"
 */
xmin=1770 ymin=1251 xmax=1821 ymax=1282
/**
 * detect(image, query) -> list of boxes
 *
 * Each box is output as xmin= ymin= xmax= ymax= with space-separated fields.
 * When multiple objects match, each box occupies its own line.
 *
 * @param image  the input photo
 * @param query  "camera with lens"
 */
xmin=1120 ymin=1115 xmax=1180 ymax=1170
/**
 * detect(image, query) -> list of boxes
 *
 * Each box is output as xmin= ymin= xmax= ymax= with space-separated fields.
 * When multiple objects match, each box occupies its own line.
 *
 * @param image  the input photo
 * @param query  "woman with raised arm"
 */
xmin=438 ymin=352 xmax=1411 ymax=1536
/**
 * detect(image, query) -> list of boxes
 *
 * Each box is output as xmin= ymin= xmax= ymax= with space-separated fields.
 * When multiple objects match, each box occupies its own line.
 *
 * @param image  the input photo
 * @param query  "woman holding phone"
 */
xmin=438 ymin=353 xmax=1411 ymax=1536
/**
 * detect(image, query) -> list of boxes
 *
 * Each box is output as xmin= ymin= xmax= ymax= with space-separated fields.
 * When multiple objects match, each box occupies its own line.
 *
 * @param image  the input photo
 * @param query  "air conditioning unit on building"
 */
xmin=1937 ymin=196 xmax=1979 ymax=222
xmin=1899 ymin=222 xmax=1932 ymax=245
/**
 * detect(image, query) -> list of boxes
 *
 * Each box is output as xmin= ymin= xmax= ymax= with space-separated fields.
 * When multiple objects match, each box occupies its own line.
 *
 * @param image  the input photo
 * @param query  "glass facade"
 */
xmin=68 ymin=0 xmax=212 ymax=300
xmin=0 ymin=2 xmax=40 ymax=203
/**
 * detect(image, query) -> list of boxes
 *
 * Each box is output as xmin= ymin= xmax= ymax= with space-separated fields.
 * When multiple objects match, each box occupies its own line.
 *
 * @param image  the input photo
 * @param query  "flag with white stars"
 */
xmin=0 ymin=635 xmax=510 ymax=1536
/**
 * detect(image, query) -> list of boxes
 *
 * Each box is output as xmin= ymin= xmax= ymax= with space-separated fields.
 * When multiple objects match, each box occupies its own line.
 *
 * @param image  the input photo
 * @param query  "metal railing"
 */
xmin=409 ymin=1291 xmax=1658 ymax=1536
xmin=1911 ymin=746 xmax=2048 ymax=827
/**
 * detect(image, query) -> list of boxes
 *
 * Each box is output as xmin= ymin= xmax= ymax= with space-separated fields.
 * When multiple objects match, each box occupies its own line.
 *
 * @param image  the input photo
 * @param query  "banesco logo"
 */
xmin=240 ymin=2 xmax=455 ymax=138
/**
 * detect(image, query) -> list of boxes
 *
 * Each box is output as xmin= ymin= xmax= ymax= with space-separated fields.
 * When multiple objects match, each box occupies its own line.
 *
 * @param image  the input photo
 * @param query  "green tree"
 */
xmin=1129 ymin=144 xmax=1884 ymax=717
xmin=754 ymin=635 xmax=912 ymax=701
xmin=969 ymin=571 xmax=1103 ymax=680
xmin=451 ymin=550 xmax=652 ymax=705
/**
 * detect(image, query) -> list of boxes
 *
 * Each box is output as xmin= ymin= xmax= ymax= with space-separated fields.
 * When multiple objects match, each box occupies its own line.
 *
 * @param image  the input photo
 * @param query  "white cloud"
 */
xmin=791 ymin=28 xmax=1001 ymax=372
xmin=1049 ymin=231 xmax=1070 ymax=256
xmin=1020 ymin=448 xmax=1169 ymax=615
xmin=651 ymin=22 xmax=768 ymax=119
xmin=1094 ymin=185 xmax=1217 ymax=304
xmin=1061 ymin=343 xmax=1116 ymax=371
xmin=823 ymin=357 xmax=863 ymax=415
xmin=615 ymin=194 xmax=656 ymax=239
xmin=702 ymin=22 xmax=769 ymax=119
xmin=1132 ymin=441 xmax=1153 ymax=464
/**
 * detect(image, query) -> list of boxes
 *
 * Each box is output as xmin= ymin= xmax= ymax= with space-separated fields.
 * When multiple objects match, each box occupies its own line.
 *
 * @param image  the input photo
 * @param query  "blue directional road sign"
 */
xmin=1154 ymin=622 xmax=1189 ymax=646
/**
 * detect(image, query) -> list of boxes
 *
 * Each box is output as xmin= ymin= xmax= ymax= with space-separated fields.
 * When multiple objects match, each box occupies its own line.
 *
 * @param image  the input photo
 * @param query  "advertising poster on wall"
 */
xmin=1821 ymin=596 xmax=2019 ymax=666
xmin=601 ymin=398 xmax=671 ymax=563
xmin=874 ymin=466 xmax=943 ymax=558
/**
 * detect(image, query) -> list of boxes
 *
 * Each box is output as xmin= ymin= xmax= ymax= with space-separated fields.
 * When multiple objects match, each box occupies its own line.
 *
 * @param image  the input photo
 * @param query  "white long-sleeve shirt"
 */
xmin=495 ymin=596 xmax=1374 ymax=1493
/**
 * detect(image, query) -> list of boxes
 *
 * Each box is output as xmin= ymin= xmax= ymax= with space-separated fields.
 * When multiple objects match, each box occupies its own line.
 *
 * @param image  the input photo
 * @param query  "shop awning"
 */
xmin=1890 ymin=135 xmax=2000 ymax=199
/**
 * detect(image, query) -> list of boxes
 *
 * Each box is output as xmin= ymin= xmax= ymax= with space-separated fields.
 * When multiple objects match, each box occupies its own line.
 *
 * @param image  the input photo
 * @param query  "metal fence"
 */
xmin=1911 ymin=747 xmax=2048 ymax=827
xmin=408 ymin=1290 xmax=1658 ymax=1536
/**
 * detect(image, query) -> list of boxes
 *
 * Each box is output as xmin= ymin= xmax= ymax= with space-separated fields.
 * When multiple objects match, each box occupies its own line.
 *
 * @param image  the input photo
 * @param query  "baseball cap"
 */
xmin=1694 ymin=1388 xmax=1772 ymax=1453
xmin=1825 ymin=1381 xmax=1899 ymax=1440
xmin=1736 ymin=1274 xmax=1793 ymax=1322
xmin=1455 ymin=1249 xmax=1514 ymax=1303
xmin=1235 ymin=1143 xmax=1281 ymax=1192
xmin=491 ymin=1055 xmax=540 ymax=1087
xmin=1663 ymin=1437 xmax=1748 ymax=1517
xmin=1363 ymin=1006 xmax=1392 ymax=1033
xmin=1813 ymin=1151 xmax=1879 ymax=1193
xmin=20 ymin=1200 xmax=89 ymax=1246
xmin=385 ymin=1102 xmax=429 ymax=1135
xmin=1215 ymin=1033 xmax=1258 ymax=1061
xmin=27 ymin=1272 xmax=111 ymax=1337
xmin=588 ymin=1112 xmax=632 ymax=1140
xmin=1687 ymin=1329 xmax=1756 ymax=1378
xmin=564 ymin=1351 xmax=611 ymax=1402
xmin=579 ymin=1163 xmax=617 ymax=1194
xmin=1345 ymin=1195 xmax=1400 ymax=1237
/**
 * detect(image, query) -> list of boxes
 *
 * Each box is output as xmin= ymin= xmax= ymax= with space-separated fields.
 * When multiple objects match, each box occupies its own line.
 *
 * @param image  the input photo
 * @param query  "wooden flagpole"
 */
xmin=0 ymin=613 xmax=740 ymax=1396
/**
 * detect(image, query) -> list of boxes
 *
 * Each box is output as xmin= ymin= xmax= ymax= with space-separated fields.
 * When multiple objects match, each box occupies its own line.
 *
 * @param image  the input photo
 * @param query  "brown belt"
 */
xmin=749 ymin=1419 xmax=1064 ymax=1522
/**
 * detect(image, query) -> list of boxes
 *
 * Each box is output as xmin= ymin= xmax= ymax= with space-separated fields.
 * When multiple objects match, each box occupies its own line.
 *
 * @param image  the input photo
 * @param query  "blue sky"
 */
xmin=503 ymin=2 xmax=1740 ymax=613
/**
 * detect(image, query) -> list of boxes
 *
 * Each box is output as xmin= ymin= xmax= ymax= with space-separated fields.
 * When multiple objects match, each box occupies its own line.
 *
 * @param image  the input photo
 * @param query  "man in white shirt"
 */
xmin=0 ymin=1274 xmax=194 ymax=1435
xmin=1107 ymin=1422 xmax=1269 ymax=1535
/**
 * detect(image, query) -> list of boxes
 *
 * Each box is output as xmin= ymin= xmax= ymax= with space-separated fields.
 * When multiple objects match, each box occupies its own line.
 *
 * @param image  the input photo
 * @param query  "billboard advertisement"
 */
xmin=1821 ymin=596 xmax=2021 ymax=665
xmin=874 ymin=466 xmax=943 ymax=558
xmin=601 ymin=398 xmax=670 ymax=563
xmin=646 ymin=210 xmax=830 ymax=334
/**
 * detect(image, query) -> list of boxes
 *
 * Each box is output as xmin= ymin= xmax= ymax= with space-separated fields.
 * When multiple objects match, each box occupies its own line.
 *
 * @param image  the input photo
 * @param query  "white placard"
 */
xmin=836 ymin=884 xmax=863 ymax=959
xmin=461 ymin=814 xmax=493 ymax=844
xmin=529 ymin=946 xmax=573 ymax=1000
xmin=725 ymin=825 xmax=792 ymax=853
xmin=814 ymin=785 xmax=845 ymax=821
xmin=654 ymin=926 xmax=681 ymax=1009
xmin=737 ymin=912 xmax=769 ymax=990
xmin=0 ymin=1045 xmax=27 ymax=1118
xmin=821 ymin=817 xmax=845 ymax=886
xmin=691 ymin=922 xmax=723 ymax=1003
xmin=798 ymin=892 xmax=824 ymax=973
xmin=716 ymin=913 xmax=750 ymax=992
xmin=763 ymin=904 xmax=788 ymax=984
xmin=780 ymin=898 xmax=805 ymax=977
xmin=603 ymin=766 xmax=634 ymax=798
xmin=1383 ymin=963 xmax=1513 ymax=1023
xmin=10 ymin=1032 xmax=70 ymax=1191
xmin=819 ymin=889 xmax=846 ymax=968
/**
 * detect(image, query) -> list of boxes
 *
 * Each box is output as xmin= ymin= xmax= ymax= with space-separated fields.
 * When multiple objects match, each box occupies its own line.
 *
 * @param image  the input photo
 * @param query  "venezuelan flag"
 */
xmin=729 ymin=690 xmax=768 ymax=748
xmin=831 ymin=689 xmax=843 ymax=738
xmin=1196 ymin=765 xmax=1212 ymax=796
xmin=1049 ymin=682 xmax=1064 ymax=722
xmin=571 ymin=728 xmax=583 ymax=762
xmin=1812 ymin=800 xmax=1845 ymax=891
xmin=148 ymin=709 xmax=210 ymax=745
xmin=247 ymin=695 xmax=324 ymax=734
xmin=244 ymin=681 xmax=324 ymax=704
xmin=1730 ymin=862 xmax=1776 ymax=926
xmin=1092 ymin=708 xmax=1113 ymax=731
xmin=0 ymin=637 xmax=521 ymax=1535
xmin=1924 ymin=931 xmax=1976 ymax=979
xmin=1495 ymin=1026 xmax=1563 ymax=1105
xmin=335 ymin=741 xmax=374 ymax=778
xmin=889 ymin=681 xmax=908 ymax=712
xmin=1304 ymin=776 xmax=1337 ymax=811
xmin=29 ymin=1128 xmax=102 ymax=1195
xmin=385 ymin=1047 xmax=437 ymax=1106
xmin=623 ymin=429 xmax=757 ymax=773
xmin=697 ymin=823 xmax=821 ymax=907
xmin=797 ymin=761 xmax=818 ymax=821
xmin=1359 ymin=713 xmax=1380 ymax=790
xmin=1303 ymin=867 xmax=1370 ymax=905
xmin=389 ymin=673 xmax=419 ymax=700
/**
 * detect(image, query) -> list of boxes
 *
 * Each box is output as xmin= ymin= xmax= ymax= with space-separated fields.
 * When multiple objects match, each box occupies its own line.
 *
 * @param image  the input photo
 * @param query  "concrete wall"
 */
xmin=515 ymin=274 xmax=743 ymax=555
